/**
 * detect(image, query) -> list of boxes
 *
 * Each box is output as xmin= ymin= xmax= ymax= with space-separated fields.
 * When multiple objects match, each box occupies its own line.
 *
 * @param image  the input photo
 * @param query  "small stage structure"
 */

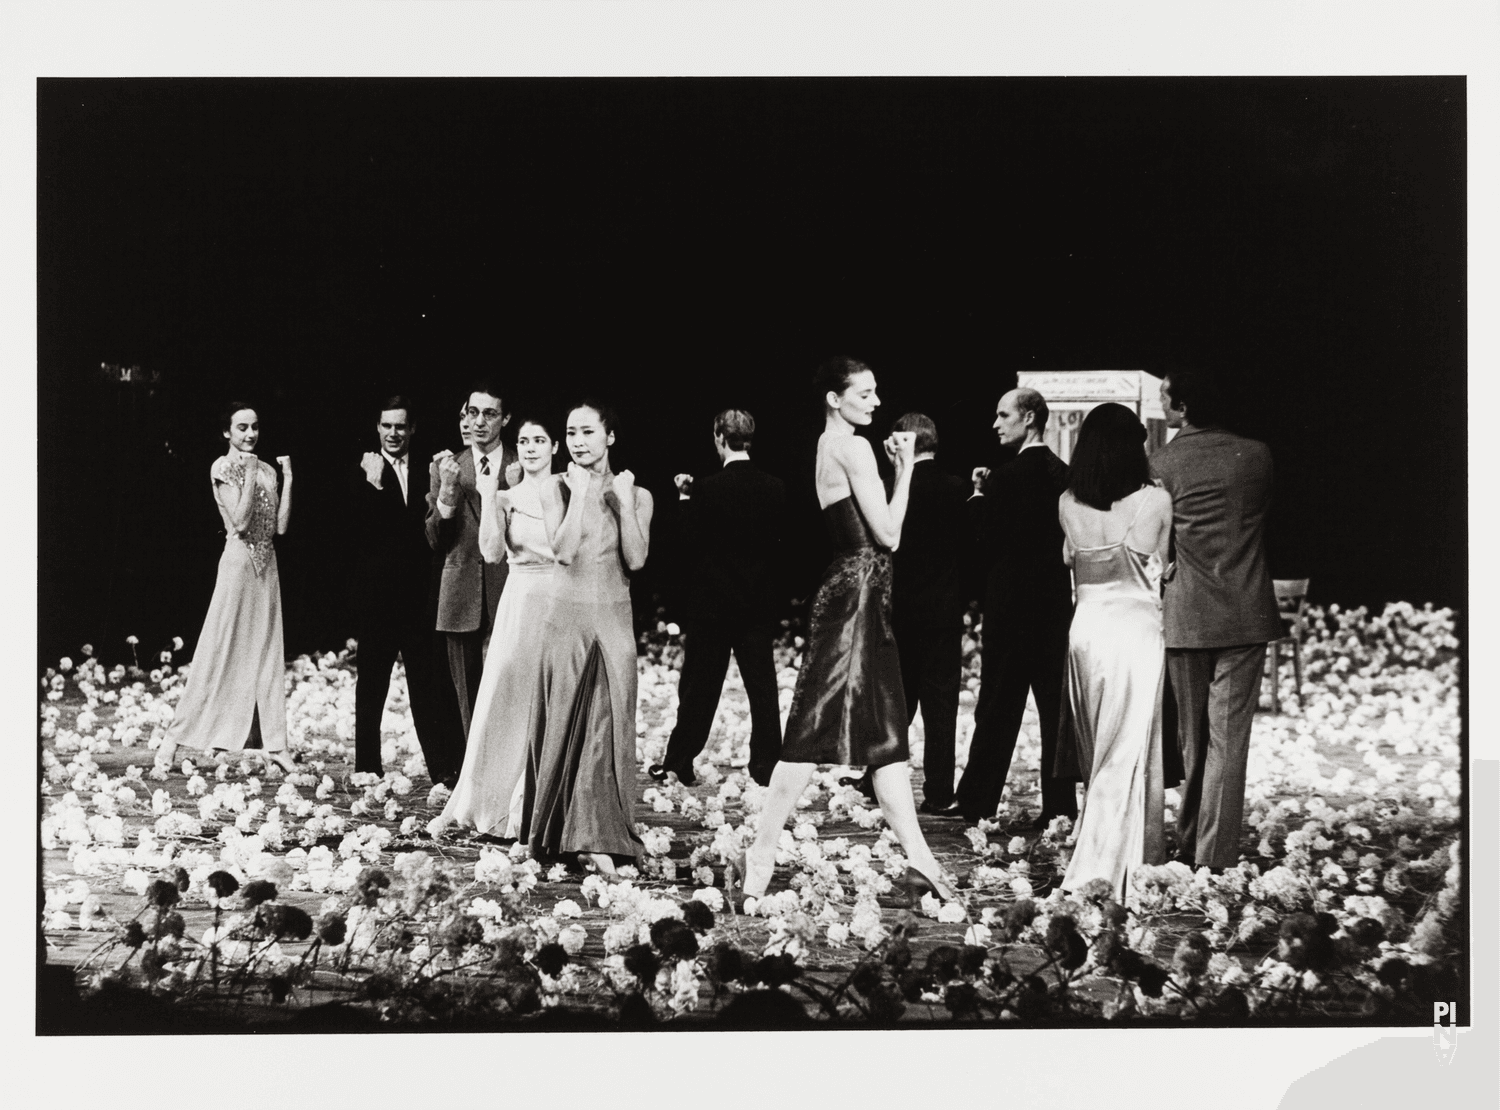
xmin=1015 ymin=369 xmax=1170 ymax=463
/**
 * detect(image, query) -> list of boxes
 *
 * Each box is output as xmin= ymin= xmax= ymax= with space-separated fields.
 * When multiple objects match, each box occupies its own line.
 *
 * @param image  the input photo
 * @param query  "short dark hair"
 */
xmin=1161 ymin=367 xmax=1225 ymax=428
xmin=514 ymin=414 xmax=557 ymax=441
xmin=568 ymin=397 xmax=618 ymax=435
xmin=466 ymin=380 xmax=506 ymax=411
xmin=1068 ymin=402 xmax=1151 ymax=512
xmin=221 ymin=399 xmax=258 ymax=432
xmin=812 ymin=355 xmax=872 ymax=401
xmin=378 ymin=394 xmax=413 ymax=422
xmin=713 ymin=409 xmax=755 ymax=451
xmin=892 ymin=412 xmax=938 ymax=456
xmin=1013 ymin=387 xmax=1049 ymax=435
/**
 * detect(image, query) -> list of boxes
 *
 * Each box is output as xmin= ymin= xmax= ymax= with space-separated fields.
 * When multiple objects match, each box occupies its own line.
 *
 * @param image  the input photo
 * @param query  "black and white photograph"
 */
xmin=10 ymin=3 xmax=1495 ymax=1107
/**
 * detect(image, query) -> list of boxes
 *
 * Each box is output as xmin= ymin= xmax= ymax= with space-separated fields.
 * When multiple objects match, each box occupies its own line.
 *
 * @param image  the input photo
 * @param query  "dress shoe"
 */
xmin=1028 ymin=811 xmax=1074 ymax=832
xmin=838 ymin=771 xmax=876 ymax=803
xmin=918 ymin=799 xmax=963 ymax=817
xmin=439 ymin=773 xmax=460 ymax=791
xmin=648 ymin=762 xmax=697 ymax=787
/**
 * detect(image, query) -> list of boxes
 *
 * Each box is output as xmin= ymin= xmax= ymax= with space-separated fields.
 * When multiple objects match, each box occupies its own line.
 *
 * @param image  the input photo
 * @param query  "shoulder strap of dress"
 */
xmin=1121 ymin=487 xmax=1151 ymax=543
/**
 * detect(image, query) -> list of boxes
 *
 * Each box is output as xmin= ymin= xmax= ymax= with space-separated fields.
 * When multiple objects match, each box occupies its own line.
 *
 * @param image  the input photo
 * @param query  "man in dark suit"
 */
xmin=884 ymin=412 xmax=969 ymax=814
xmin=426 ymin=382 xmax=519 ymax=741
xmin=1151 ymin=369 xmax=1281 ymax=869
xmin=350 ymin=397 xmax=464 ymax=784
xmin=649 ymin=409 xmax=785 ymax=788
xmin=954 ymin=387 xmax=1079 ymax=828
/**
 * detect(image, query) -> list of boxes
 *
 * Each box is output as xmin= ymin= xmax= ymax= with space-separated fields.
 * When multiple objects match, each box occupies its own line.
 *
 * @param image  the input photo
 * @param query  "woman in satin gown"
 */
xmin=433 ymin=418 xmax=560 ymax=838
xmin=1057 ymin=402 xmax=1174 ymax=899
xmin=742 ymin=357 xmax=953 ymax=905
xmin=158 ymin=404 xmax=297 ymax=774
xmin=520 ymin=401 xmax=654 ymax=879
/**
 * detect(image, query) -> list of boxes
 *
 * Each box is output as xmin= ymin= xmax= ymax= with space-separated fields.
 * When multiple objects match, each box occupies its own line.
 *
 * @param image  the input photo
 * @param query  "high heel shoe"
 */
xmin=739 ymin=850 xmax=775 ymax=906
xmin=155 ymin=740 xmax=178 ymax=771
xmin=900 ymin=866 xmax=956 ymax=907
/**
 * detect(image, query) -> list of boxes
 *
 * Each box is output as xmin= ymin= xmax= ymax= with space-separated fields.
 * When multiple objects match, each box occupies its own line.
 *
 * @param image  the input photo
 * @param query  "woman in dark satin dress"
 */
xmin=742 ymin=358 xmax=954 ymax=904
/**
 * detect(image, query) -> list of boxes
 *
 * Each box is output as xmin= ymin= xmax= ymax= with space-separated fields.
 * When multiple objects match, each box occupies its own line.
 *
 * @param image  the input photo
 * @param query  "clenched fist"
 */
xmin=437 ymin=452 xmax=462 ymax=496
xmin=360 ymin=452 xmax=385 ymax=488
xmin=276 ymin=456 xmax=293 ymax=479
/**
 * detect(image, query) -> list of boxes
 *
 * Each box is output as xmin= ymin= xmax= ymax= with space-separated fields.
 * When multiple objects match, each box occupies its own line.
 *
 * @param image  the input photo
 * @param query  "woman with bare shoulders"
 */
xmin=1056 ymin=402 xmax=1174 ymax=898
xmin=741 ymin=357 xmax=954 ymax=905
xmin=520 ymin=401 xmax=654 ymax=879
xmin=156 ymin=403 xmax=297 ymax=775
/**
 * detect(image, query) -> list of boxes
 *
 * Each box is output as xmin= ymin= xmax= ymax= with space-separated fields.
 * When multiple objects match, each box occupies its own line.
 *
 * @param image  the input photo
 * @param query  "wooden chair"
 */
xmin=1265 ymin=578 xmax=1310 ymax=713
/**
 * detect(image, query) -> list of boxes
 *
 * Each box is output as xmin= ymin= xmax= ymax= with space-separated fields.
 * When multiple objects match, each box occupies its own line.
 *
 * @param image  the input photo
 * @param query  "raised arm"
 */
xmin=214 ymin=458 xmax=263 ymax=534
xmin=478 ymin=487 xmax=511 ymax=564
xmin=425 ymin=452 xmax=461 ymax=553
xmin=275 ymin=457 xmax=293 ymax=535
xmin=544 ymin=467 xmax=591 ymax=566
xmin=841 ymin=434 xmax=913 ymax=550
xmin=609 ymin=473 xmax=653 ymax=572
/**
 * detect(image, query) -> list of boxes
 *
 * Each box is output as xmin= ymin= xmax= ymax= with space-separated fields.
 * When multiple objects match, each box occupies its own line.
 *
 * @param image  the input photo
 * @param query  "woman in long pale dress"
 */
xmin=158 ymin=404 xmax=297 ymax=774
xmin=520 ymin=401 xmax=654 ymax=879
xmin=1057 ymin=402 xmax=1173 ymax=899
xmin=433 ymin=418 xmax=560 ymax=838
xmin=741 ymin=357 xmax=953 ymax=905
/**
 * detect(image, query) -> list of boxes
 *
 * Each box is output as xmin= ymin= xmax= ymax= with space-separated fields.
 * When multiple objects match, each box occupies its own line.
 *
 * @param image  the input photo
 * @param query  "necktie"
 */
xmin=479 ymin=455 xmax=491 ymax=477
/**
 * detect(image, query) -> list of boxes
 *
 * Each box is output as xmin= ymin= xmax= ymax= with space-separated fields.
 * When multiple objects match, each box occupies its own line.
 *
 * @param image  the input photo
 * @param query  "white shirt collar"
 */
xmin=381 ymin=450 xmax=408 ymax=469
xmin=472 ymin=443 xmax=503 ymax=468
xmin=1019 ymin=440 xmax=1046 ymax=453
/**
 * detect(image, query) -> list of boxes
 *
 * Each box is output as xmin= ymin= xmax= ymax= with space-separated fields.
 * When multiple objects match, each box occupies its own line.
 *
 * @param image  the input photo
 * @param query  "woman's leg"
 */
xmin=743 ymin=761 xmax=817 ymax=897
xmin=872 ymin=761 xmax=954 ymax=899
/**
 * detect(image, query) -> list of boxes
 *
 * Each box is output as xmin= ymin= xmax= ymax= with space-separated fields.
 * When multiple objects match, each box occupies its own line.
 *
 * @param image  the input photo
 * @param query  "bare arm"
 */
xmin=1059 ymin=497 xmax=1076 ymax=568
xmin=615 ymin=485 xmax=654 ymax=572
xmin=478 ymin=487 xmax=511 ymax=564
xmin=214 ymin=458 xmax=262 ymax=534
xmin=840 ymin=435 xmax=912 ymax=550
xmin=544 ymin=469 xmax=590 ymax=566
xmin=275 ymin=457 xmax=293 ymax=535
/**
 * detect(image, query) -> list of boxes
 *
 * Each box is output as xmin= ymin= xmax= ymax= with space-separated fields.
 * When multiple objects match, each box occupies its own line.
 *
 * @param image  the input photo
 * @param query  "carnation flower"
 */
xmin=552 ymin=899 xmax=584 ymax=920
xmin=558 ymin=924 xmax=588 ymax=955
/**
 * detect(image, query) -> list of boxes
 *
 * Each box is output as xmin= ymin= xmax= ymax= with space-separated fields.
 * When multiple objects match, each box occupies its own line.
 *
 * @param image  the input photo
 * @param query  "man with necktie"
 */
xmin=426 ymin=382 xmax=519 ymax=745
xmin=350 ymin=396 xmax=461 ymax=783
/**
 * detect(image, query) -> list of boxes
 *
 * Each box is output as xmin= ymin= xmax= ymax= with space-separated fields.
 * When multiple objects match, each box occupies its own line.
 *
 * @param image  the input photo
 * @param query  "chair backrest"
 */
xmin=1273 ymin=578 xmax=1309 ymax=617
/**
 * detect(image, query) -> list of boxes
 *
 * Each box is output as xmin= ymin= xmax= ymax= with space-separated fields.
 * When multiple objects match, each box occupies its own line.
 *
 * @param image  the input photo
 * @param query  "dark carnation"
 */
xmin=680 ymin=900 xmax=716 ymax=933
xmin=925 ymin=945 xmax=961 ymax=982
xmin=1013 ymin=975 xmax=1051 ymax=1020
xmin=355 ymin=868 xmax=391 ymax=907
xmin=241 ymin=879 xmax=278 ymax=907
xmin=1101 ymin=900 xmax=1130 ymax=928
xmin=623 ymin=944 xmax=661 ymax=984
xmin=206 ymin=871 xmax=240 ymax=898
xmin=145 ymin=879 xmax=180 ymax=908
xmin=1044 ymin=914 xmax=1078 ymax=949
xmin=268 ymin=975 xmax=291 ymax=1004
xmin=121 ymin=921 xmax=148 ymax=948
xmin=650 ymin=918 xmax=700 ymax=960
xmin=616 ymin=991 xmax=657 ymax=1028
xmin=749 ymin=952 xmax=801 ymax=987
xmin=1376 ymin=958 xmax=1411 ymax=989
xmin=1347 ymin=917 xmax=1386 ymax=947
xmin=504 ymin=981 xmax=541 ymax=1015
xmin=1210 ymin=987 xmax=1250 ymax=1020
xmin=259 ymin=903 xmax=314 ymax=940
xmin=1005 ymin=899 xmax=1039 ymax=931
xmin=1172 ymin=932 xmax=1212 ymax=978
xmin=944 ymin=981 xmax=981 ymax=1018
xmin=1058 ymin=930 xmax=1089 ymax=971
xmin=1278 ymin=913 xmax=1337 ymax=971
xmin=898 ymin=968 xmax=930 ymax=1001
xmin=170 ymin=867 xmax=191 ymax=893
xmin=1137 ymin=963 xmax=1169 ymax=998
xmin=534 ymin=942 xmax=568 ymax=978
xmin=706 ymin=943 xmax=746 ymax=983
xmin=850 ymin=962 xmax=885 ymax=997
xmin=316 ymin=912 xmax=347 ymax=946
xmin=958 ymin=945 xmax=990 ymax=977
xmin=883 ymin=935 xmax=913 ymax=971
xmin=160 ymin=911 xmax=186 ymax=939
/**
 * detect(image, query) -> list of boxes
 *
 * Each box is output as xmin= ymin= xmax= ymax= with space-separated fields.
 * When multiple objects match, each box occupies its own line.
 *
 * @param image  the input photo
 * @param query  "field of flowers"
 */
xmin=38 ymin=601 xmax=1463 ymax=1030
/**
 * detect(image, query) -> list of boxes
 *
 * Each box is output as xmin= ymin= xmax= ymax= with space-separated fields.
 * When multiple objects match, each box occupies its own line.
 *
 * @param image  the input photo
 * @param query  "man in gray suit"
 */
xmin=426 ymin=382 xmax=519 ymax=744
xmin=1151 ymin=369 xmax=1281 ymax=870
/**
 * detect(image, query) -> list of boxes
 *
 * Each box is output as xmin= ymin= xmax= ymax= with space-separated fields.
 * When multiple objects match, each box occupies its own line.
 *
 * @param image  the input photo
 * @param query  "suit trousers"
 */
xmin=956 ymin=610 xmax=1077 ymax=823
xmin=663 ymin=617 xmax=782 ymax=778
xmin=446 ymin=611 xmax=492 ymax=742
xmin=893 ymin=615 xmax=963 ymax=808
xmin=1166 ymin=643 xmax=1266 ymax=868
xmin=355 ymin=606 xmax=459 ymax=780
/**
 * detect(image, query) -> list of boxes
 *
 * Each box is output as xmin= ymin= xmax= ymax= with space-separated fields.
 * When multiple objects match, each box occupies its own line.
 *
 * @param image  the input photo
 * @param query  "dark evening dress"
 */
xmin=778 ymin=496 xmax=909 ymax=768
xmin=521 ymin=471 xmax=644 ymax=861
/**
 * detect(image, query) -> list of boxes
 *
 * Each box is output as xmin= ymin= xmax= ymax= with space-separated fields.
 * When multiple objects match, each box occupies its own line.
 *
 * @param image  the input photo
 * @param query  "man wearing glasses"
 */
xmin=426 ymin=382 xmax=518 ymax=756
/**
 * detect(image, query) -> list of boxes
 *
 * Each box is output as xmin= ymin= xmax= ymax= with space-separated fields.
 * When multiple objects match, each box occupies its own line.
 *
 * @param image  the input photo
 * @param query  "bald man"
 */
xmin=954 ymin=388 xmax=1079 ymax=829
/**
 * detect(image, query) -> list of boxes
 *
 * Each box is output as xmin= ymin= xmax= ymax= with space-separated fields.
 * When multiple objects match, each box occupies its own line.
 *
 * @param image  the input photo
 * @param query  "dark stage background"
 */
xmin=37 ymin=78 xmax=1466 ymax=666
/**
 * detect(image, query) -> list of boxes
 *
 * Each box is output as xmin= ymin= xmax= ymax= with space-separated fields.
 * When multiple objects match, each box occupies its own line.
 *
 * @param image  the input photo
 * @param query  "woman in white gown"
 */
xmin=158 ymin=404 xmax=296 ymax=774
xmin=433 ymin=418 xmax=560 ymax=838
xmin=1057 ymin=402 xmax=1173 ymax=899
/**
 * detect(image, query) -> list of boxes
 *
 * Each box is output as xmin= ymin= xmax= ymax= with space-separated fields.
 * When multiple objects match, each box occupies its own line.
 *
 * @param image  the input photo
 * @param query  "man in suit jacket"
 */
xmin=1151 ymin=369 xmax=1281 ymax=869
xmin=649 ymin=409 xmax=786 ymax=788
xmin=954 ymin=387 xmax=1079 ymax=828
xmin=351 ymin=397 xmax=465 ymax=784
xmin=426 ymin=382 xmax=519 ymax=741
xmin=887 ymin=412 xmax=969 ymax=814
